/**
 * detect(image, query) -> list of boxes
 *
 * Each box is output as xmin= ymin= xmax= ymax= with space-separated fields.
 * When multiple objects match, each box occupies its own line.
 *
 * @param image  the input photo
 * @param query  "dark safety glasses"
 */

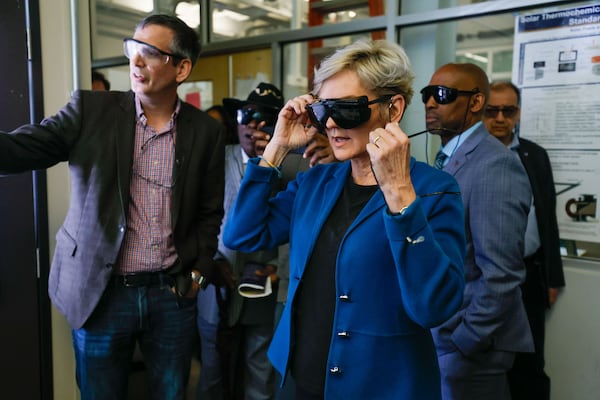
xmin=306 ymin=96 xmax=391 ymax=132
xmin=420 ymin=85 xmax=479 ymax=105
xmin=236 ymin=105 xmax=279 ymax=127
xmin=484 ymin=106 xmax=519 ymax=118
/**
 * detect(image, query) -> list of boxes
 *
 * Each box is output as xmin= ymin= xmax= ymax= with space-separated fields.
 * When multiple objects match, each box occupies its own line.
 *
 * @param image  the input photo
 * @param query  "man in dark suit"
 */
xmin=484 ymin=81 xmax=565 ymax=400
xmin=423 ymin=63 xmax=534 ymax=400
xmin=0 ymin=14 xmax=225 ymax=400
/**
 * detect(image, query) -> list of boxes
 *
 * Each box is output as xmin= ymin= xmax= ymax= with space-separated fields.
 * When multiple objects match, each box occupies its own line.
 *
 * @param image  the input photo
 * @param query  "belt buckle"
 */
xmin=122 ymin=274 xmax=141 ymax=287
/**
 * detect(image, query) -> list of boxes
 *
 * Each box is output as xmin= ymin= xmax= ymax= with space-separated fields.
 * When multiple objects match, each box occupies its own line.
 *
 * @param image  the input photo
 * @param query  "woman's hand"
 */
xmin=262 ymin=94 xmax=320 ymax=166
xmin=366 ymin=122 xmax=416 ymax=213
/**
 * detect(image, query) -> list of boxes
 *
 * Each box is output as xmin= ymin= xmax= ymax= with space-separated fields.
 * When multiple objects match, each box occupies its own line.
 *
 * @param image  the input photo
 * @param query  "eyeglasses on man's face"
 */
xmin=306 ymin=96 xmax=391 ymax=133
xmin=236 ymin=105 xmax=279 ymax=127
xmin=123 ymin=38 xmax=185 ymax=67
xmin=484 ymin=105 xmax=519 ymax=119
xmin=420 ymin=85 xmax=479 ymax=105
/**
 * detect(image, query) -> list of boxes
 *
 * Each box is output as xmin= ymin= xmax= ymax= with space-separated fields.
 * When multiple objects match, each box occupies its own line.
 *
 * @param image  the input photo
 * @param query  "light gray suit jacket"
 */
xmin=217 ymin=145 xmax=277 ymax=327
xmin=432 ymin=123 xmax=534 ymax=364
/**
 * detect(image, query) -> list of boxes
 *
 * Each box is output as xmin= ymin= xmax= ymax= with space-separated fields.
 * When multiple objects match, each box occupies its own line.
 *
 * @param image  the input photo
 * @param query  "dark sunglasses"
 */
xmin=236 ymin=106 xmax=279 ymax=127
xmin=420 ymin=85 xmax=479 ymax=105
xmin=484 ymin=106 xmax=519 ymax=118
xmin=306 ymin=96 xmax=391 ymax=132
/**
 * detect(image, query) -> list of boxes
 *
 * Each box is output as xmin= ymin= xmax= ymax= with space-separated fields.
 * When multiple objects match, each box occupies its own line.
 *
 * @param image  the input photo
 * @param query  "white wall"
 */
xmin=545 ymin=259 xmax=600 ymax=400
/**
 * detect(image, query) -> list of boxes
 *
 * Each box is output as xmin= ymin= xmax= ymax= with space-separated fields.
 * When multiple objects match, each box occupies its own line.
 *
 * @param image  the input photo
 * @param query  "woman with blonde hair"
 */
xmin=223 ymin=38 xmax=466 ymax=399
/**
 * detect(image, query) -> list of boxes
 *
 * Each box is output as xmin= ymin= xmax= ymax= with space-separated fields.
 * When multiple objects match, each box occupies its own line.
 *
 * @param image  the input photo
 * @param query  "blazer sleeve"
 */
xmin=383 ymin=170 xmax=466 ymax=327
xmin=452 ymin=148 xmax=532 ymax=355
xmin=0 ymin=91 xmax=84 ymax=173
xmin=223 ymin=157 xmax=297 ymax=252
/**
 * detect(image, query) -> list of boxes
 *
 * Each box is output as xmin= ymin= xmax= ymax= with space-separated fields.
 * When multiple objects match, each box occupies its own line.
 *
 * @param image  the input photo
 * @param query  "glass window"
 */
xmin=402 ymin=0 xmax=505 ymax=13
xmin=209 ymin=0 xmax=381 ymax=42
xmin=91 ymin=0 xmax=201 ymax=60
xmin=282 ymin=31 xmax=385 ymax=97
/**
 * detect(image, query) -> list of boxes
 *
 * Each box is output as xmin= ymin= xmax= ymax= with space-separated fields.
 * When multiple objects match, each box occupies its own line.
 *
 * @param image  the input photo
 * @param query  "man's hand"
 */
xmin=548 ymin=287 xmax=561 ymax=307
xmin=255 ymin=264 xmax=278 ymax=284
xmin=304 ymin=133 xmax=336 ymax=167
xmin=211 ymin=258 xmax=235 ymax=289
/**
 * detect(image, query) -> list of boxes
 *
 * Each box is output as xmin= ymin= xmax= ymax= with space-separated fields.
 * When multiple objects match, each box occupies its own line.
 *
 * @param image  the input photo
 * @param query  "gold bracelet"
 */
xmin=258 ymin=155 xmax=282 ymax=178
xmin=390 ymin=205 xmax=409 ymax=216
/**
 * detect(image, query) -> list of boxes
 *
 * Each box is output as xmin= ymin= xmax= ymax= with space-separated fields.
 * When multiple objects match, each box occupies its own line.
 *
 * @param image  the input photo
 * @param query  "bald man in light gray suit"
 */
xmin=421 ymin=63 xmax=534 ymax=400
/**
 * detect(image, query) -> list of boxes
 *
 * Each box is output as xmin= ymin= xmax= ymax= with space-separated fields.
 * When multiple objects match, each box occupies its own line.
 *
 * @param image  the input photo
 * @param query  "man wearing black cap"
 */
xmin=196 ymin=83 xmax=283 ymax=400
xmin=196 ymin=83 xmax=335 ymax=399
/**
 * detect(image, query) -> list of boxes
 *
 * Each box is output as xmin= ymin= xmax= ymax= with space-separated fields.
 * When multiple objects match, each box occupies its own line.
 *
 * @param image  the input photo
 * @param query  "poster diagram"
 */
xmin=519 ymin=35 xmax=600 ymax=86
xmin=513 ymin=4 xmax=600 ymax=242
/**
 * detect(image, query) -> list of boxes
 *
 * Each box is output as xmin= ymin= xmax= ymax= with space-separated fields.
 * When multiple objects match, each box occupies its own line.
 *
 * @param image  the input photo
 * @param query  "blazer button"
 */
xmin=329 ymin=366 xmax=341 ymax=374
xmin=339 ymin=294 xmax=350 ymax=302
xmin=337 ymin=331 xmax=350 ymax=338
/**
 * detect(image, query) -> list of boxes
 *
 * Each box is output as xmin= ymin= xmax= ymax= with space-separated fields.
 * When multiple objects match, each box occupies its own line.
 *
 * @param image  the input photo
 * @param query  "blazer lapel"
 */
xmin=171 ymin=103 xmax=196 ymax=225
xmin=115 ymin=92 xmax=136 ymax=212
xmin=444 ymin=125 xmax=486 ymax=176
xmin=518 ymin=145 xmax=541 ymax=203
xmin=296 ymin=163 xmax=349 ymax=273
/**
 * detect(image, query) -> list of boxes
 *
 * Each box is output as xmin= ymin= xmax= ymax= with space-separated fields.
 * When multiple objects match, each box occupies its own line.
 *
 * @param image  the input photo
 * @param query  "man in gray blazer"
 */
xmin=0 ymin=14 xmax=225 ymax=400
xmin=196 ymin=83 xmax=283 ymax=400
xmin=422 ymin=63 xmax=533 ymax=400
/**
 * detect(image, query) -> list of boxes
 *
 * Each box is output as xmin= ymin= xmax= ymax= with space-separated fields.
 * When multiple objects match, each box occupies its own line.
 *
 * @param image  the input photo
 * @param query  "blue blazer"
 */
xmin=432 ymin=124 xmax=534 ymax=363
xmin=223 ymin=157 xmax=466 ymax=399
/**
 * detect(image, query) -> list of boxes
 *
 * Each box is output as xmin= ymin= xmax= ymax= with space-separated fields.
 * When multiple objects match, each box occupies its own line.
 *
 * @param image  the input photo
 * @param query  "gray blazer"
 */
xmin=432 ymin=123 xmax=534 ymax=361
xmin=217 ymin=145 xmax=277 ymax=327
xmin=0 ymin=90 xmax=225 ymax=329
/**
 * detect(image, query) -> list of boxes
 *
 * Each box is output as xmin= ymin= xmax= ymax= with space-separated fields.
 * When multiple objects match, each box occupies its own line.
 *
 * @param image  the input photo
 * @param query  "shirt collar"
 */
xmin=440 ymin=121 xmax=482 ymax=157
xmin=134 ymin=95 xmax=181 ymax=143
xmin=240 ymin=146 xmax=250 ymax=164
xmin=508 ymin=132 xmax=520 ymax=151
xmin=134 ymin=95 xmax=182 ymax=125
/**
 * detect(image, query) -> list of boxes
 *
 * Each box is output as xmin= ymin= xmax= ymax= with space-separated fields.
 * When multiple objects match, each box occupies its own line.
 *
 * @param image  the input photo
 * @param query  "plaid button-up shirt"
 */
xmin=115 ymin=96 xmax=180 ymax=274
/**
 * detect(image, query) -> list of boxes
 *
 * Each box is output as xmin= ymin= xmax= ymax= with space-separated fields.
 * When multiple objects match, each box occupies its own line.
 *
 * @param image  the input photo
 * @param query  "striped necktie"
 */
xmin=434 ymin=150 xmax=447 ymax=169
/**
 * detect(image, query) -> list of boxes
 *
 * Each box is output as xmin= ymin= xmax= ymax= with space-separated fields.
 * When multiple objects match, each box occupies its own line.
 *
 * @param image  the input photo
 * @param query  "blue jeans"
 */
xmin=72 ymin=279 xmax=197 ymax=400
xmin=196 ymin=315 xmax=224 ymax=400
xmin=196 ymin=284 xmax=227 ymax=400
xmin=239 ymin=323 xmax=275 ymax=400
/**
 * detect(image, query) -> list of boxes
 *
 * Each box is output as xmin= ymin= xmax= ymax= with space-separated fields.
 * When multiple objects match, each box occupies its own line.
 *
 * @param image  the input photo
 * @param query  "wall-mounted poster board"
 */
xmin=513 ymin=3 xmax=600 ymax=258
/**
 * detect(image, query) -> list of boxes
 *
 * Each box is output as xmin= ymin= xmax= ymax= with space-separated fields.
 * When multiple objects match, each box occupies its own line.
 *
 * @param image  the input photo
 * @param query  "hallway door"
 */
xmin=0 ymin=0 xmax=52 ymax=398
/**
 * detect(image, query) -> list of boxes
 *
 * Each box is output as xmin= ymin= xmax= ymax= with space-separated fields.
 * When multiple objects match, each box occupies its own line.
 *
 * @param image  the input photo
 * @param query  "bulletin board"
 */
xmin=512 ymin=3 xmax=600 ymax=257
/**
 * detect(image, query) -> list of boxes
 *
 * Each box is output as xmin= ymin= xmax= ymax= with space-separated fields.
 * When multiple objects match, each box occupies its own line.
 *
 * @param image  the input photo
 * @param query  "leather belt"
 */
xmin=113 ymin=271 xmax=175 ymax=288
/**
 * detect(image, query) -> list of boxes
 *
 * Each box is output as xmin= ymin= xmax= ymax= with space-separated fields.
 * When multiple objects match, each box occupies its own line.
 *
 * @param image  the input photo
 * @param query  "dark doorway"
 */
xmin=0 ymin=0 xmax=53 ymax=398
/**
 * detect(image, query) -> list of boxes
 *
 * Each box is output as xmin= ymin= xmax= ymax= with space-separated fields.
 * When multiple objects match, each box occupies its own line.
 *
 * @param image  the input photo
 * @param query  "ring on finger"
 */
xmin=373 ymin=136 xmax=381 ymax=145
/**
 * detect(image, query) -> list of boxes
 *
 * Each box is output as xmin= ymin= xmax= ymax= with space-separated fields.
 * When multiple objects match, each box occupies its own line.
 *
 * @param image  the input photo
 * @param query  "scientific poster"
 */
xmin=513 ymin=3 xmax=600 ymax=242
